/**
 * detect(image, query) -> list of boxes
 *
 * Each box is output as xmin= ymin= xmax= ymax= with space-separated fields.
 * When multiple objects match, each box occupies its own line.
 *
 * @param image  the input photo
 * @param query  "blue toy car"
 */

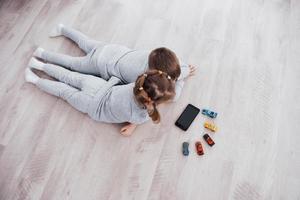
xmin=182 ymin=142 xmax=189 ymax=156
xmin=202 ymin=109 xmax=218 ymax=118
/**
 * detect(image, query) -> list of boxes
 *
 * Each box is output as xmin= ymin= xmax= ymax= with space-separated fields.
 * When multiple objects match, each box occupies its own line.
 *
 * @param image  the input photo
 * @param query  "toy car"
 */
xmin=204 ymin=122 xmax=217 ymax=132
xmin=203 ymin=134 xmax=215 ymax=146
xmin=202 ymin=109 xmax=218 ymax=118
xmin=195 ymin=141 xmax=204 ymax=155
xmin=182 ymin=142 xmax=189 ymax=156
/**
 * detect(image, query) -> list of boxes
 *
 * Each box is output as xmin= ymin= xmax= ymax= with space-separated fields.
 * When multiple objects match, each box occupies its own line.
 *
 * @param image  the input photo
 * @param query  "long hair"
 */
xmin=148 ymin=47 xmax=181 ymax=80
xmin=133 ymin=70 xmax=175 ymax=123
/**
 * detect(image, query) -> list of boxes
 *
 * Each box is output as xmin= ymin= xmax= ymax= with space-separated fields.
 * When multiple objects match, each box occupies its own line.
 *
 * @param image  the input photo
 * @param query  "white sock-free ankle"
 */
xmin=33 ymin=47 xmax=44 ymax=58
xmin=25 ymin=68 xmax=40 ymax=84
xmin=49 ymin=23 xmax=64 ymax=38
xmin=28 ymin=57 xmax=45 ymax=70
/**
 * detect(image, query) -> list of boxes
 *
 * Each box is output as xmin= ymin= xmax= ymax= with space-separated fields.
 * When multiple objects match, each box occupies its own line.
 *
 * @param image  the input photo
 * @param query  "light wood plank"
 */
xmin=0 ymin=0 xmax=300 ymax=199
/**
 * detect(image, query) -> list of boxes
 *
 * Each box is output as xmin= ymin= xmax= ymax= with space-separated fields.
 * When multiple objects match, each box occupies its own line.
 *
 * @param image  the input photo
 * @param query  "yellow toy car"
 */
xmin=204 ymin=122 xmax=217 ymax=132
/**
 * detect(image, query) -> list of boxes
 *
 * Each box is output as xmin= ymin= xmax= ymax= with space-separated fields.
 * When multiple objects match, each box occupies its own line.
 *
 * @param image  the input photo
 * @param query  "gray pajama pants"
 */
xmin=40 ymin=26 xmax=105 ymax=76
xmin=36 ymin=63 xmax=107 ymax=114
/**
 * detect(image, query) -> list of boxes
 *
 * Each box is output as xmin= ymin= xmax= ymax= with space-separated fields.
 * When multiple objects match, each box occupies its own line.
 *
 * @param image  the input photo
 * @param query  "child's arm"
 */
xmin=172 ymin=64 xmax=197 ymax=101
xmin=178 ymin=62 xmax=190 ymax=80
xmin=178 ymin=62 xmax=197 ymax=80
xmin=173 ymin=80 xmax=185 ymax=102
xmin=120 ymin=123 xmax=137 ymax=136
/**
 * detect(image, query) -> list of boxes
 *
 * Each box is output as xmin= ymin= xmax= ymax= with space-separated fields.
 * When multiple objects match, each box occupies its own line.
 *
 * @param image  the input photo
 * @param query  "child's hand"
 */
xmin=120 ymin=123 xmax=137 ymax=136
xmin=188 ymin=65 xmax=197 ymax=77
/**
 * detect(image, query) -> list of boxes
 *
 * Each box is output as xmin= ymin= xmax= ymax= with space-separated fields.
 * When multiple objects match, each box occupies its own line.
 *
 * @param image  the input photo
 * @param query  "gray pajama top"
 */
xmin=87 ymin=77 xmax=150 ymax=124
xmin=91 ymin=44 xmax=190 ymax=101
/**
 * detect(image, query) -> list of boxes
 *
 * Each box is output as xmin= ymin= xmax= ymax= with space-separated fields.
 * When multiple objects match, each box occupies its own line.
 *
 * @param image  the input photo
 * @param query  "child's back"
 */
xmin=91 ymin=82 xmax=149 ymax=124
xmin=93 ymin=44 xmax=151 ymax=83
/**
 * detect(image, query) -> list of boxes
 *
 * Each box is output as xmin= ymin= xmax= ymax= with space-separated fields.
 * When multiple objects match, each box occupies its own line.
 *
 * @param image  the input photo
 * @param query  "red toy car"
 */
xmin=203 ymin=134 xmax=215 ymax=146
xmin=195 ymin=141 xmax=204 ymax=155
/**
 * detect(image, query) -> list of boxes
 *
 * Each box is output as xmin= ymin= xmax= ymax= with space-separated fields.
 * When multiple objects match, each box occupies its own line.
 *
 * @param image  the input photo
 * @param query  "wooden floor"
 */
xmin=1 ymin=0 xmax=300 ymax=199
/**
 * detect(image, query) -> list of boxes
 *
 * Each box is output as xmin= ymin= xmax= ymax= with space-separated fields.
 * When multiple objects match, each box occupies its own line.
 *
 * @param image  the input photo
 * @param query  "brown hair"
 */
xmin=148 ymin=47 xmax=181 ymax=80
xmin=133 ymin=70 xmax=175 ymax=123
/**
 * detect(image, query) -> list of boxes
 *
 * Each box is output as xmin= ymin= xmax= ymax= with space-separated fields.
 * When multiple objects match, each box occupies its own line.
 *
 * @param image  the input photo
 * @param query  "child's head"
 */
xmin=133 ymin=70 xmax=175 ymax=123
xmin=148 ymin=47 xmax=181 ymax=80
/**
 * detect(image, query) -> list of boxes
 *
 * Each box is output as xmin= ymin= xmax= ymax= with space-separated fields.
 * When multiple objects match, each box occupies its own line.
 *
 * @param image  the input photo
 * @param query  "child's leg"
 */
xmin=41 ymin=62 xmax=107 ymax=93
xmin=41 ymin=62 xmax=92 ymax=90
xmin=61 ymin=26 xmax=104 ymax=53
xmin=50 ymin=24 xmax=104 ymax=53
xmin=33 ymin=49 xmax=99 ymax=75
xmin=36 ymin=78 xmax=91 ymax=114
xmin=29 ymin=58 xmax=107 ymax=93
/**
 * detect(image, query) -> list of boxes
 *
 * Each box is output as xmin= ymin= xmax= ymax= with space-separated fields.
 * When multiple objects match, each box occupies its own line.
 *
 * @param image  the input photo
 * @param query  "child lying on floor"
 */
xmin=33 ymin=24 xmax=196 ymax=101
xmin=25 ymin=59 xmax=177 ymax=136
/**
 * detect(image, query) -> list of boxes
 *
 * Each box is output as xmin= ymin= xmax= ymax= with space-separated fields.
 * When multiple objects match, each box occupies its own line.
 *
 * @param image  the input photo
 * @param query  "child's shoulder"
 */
xmin=112 ymin=82 xmax=135 ymax=93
